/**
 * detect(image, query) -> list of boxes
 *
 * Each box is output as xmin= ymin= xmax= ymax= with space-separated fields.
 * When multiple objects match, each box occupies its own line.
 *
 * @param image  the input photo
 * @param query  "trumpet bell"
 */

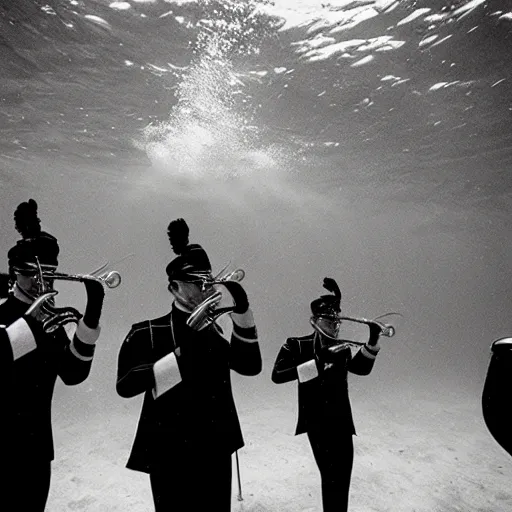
xmin=384 ymin=325 xmax=395 ymax=337
xmin=101 ymin=270 xmax=121 ymax=289
xmin=223 ymin=269 xmax=245 ymax=282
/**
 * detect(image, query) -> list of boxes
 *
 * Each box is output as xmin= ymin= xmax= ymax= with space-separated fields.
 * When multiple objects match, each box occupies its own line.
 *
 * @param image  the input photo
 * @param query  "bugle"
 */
xmin=42 ymin=269 xmax=121 ymax=289
xmin=338 ymin=315 xmax=396 ymax=338
xmin=17 ymin=259 xmax=122 ymax=291
xmin=186 ymin=267 xmax=246 ymax=331
xmin=38 ymin=268 xmax=122 ymax=332
xmin=5 ymin=256 xmax=126 ymax=333
xmin=310 ymin=312 xmax=401 ymax=345
xmin=34 ymin=261 xmax=122 ymax=332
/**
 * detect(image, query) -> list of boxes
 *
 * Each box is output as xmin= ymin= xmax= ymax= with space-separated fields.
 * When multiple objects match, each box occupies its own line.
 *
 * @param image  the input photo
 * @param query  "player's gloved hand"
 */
xmin=83 ymin=279 xmax=105 ymax=329
xmin=220 ymin=281 xmax=249 ymax=314
xmin=368 ymin=321 xmax=383 ymax=346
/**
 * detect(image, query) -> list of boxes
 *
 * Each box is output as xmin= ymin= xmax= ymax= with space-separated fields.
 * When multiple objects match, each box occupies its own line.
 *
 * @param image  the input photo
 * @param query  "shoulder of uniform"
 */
xmin=124 ymin=319 xmax=152 ymax=341
xmin=290 ymin=333 xmax=314 ymax=343
xmin=283 ymin=334 xmax=313 ymax=348
xmin=148 ymin=312 xmax=172 ymax=327
xmin=127 ymin=313 xmax=171 ymax=337
xmin=129 ymin=319 xmax=150 ymax=332
xmin=135 ymin=312 xmax=171 ymax=327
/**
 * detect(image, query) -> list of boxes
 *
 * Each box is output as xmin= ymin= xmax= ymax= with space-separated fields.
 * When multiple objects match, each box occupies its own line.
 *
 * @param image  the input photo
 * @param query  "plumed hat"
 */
xmin=165 ymin=218 xmax=212 ymax=282
xmin=310 ymin=277 xmax=342 ymax=319
xmin=7 ymin=199 xmax=59 ymax=271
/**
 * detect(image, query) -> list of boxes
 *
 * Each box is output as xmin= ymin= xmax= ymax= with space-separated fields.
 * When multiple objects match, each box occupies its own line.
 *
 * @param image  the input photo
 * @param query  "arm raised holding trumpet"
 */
xmin=0 ymin=198 xmax=124 ymax=510
xmin=271 ymin=276 xmax=400 ymax=512
xmin=21 ymin=260 xmax=122 ymax=333
xmin=115 ymin=217 xmax=261 ymax=511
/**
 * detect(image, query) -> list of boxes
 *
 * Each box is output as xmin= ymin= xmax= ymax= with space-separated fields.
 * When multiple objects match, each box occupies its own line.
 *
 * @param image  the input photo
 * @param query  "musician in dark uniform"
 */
xmin=0 ymin=199 xmax=105 ymax=511
xmin=116 ymin=218 xmax=262 ymax=512
xmin=482 ymin=337 xmax=512 ymax=457
xmin=271 ymin=277 xmax=383 ymax=512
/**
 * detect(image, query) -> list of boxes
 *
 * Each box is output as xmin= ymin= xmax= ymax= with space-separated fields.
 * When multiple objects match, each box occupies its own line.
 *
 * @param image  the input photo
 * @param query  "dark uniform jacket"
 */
xmin=271 ymin=333 xmax=378 ymax=436
xmin=116 ymin=305 xmax=262 ymax=474
xmin=0 ymin=291 xmax=98 ymax=462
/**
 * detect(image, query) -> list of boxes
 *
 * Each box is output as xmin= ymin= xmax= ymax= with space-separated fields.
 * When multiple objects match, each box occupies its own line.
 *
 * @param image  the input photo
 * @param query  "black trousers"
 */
xmin=149 ymin=450 xmax=232 ymax=512
xmin=5 ymin=458 xmax=51 ymax=511
xmin=307 ymin=430 xmax=354 ymax=512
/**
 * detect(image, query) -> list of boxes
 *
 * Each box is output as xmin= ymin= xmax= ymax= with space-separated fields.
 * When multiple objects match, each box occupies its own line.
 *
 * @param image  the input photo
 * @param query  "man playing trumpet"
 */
xmin=0 ymin=199 xmax=105 ymax=511
xmin=116 ymin=218 xmax=262 ymax=512
xmin=271 ymin=277 xmax=384 ymax=512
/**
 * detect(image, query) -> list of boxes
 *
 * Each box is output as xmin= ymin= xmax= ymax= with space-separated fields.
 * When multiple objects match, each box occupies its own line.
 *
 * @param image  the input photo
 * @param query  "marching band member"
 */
xmin=482 ymin=337 xmax=512 ymax=457
xmin=271 ymin=277 xmax=383 ymax=512
xmin=1 ymin=199 xmax=105 ymax=511
xmin=116 ymin=218 xmax=262 ymax=512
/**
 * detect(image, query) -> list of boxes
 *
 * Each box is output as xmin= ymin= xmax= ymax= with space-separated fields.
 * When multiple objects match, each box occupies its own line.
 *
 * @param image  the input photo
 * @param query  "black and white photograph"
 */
xmin=1 ymin=1 xmax=511 ymax=511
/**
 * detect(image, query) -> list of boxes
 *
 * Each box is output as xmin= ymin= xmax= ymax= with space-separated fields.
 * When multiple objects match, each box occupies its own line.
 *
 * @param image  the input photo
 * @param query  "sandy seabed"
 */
xmin=46 ymin=387 xmax=512 ymax=512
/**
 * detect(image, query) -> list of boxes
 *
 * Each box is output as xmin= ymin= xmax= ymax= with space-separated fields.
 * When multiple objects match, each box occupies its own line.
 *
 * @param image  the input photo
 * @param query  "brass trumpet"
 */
xmin=27 ymin=260 xmax=121 ymax=333
xmin=38 ymin=268 xmax=121 ymax=332
xmin=16 ymin=259 xmax=122 ymax=291
xmin=187 ymin=266 xmax=246 ymax=331
xmin=5 ymin=255 xmax=129 ymax=333
xmin=42 ymin=269 xmax=122 ymax=289
xmin=310 ymin=312 xmax=401 ymax=345
xmin=338 ymin=315 xmax=396 ymax=338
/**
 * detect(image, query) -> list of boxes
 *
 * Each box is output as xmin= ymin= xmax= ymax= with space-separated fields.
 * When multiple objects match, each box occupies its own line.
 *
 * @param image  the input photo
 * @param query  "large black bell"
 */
xmin=482 ymin=337 xmax=512 ymax=457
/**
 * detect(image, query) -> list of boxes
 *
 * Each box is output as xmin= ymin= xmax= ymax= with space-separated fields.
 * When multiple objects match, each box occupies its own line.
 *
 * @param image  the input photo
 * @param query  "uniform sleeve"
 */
xmin=271 ymin=339 xmax=320 ymax=384
xmin=348 ymin=342 xmax=381 ymax=376
xmin=229 ymin=322 xmax=262 ymax=376
xmin=0 ymin=324 xmax=16 ymax=369
xmin=152 ymin=350 xmax=182 ymax=399
xmin=54 ymin=318 xmax=101 ymax=385
xmin=116 ymin=323 xmax=159 ymax=399
xmin=3 ymin=318 xmax=37 ymax=362
xmin=1 ymin=316 xmax=99 ymax=386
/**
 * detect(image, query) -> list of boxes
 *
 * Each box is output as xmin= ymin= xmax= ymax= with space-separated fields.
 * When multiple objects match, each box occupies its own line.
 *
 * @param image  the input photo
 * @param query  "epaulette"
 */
xmin=289 ymin=333 xmax=315 ymax=342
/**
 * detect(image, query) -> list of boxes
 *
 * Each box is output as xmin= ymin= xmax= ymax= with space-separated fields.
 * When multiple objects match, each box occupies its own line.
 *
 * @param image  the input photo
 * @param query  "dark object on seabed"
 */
xmin=482 ymin=337 xmax=512 ymax=457
xmin=0 ymin=273 xmax=11 ymax=298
